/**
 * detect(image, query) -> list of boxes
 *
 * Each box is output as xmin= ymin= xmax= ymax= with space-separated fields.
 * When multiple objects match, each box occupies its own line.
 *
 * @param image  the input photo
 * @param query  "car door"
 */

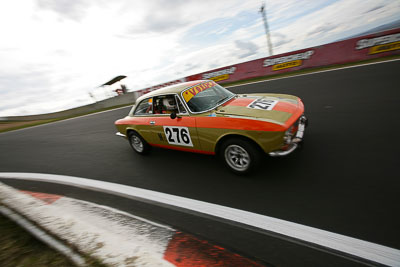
xmin=148 ymin=94 xmax=201 ymax=152
xmin=130 ymin=97 xmax=157 ymax=144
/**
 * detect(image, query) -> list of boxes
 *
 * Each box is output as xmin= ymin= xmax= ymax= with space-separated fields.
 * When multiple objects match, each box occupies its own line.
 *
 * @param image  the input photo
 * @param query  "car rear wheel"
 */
xmin=128 ymin=131 xmax=151 ymax=155
xmin=220 ymin=138 xmax=261 ymax=175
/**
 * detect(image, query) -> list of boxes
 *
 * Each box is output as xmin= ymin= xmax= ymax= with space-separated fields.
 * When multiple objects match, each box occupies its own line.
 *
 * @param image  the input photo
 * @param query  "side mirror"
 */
xmin=170 ymin=112 xmax=177 ymax=119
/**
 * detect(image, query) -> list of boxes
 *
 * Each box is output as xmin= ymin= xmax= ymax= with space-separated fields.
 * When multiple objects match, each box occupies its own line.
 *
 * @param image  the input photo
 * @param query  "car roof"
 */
xmin=135 ymin=80 xmax=209 ymax=103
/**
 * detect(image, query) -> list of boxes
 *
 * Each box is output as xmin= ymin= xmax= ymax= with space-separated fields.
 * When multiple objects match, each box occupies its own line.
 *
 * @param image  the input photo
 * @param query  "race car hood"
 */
xmin=214 ymin=93 xmax=303 ymax=126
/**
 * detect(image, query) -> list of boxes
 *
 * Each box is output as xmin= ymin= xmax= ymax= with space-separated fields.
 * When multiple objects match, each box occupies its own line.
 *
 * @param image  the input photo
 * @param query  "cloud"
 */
xmin=182 ymin=10 xmax=259 ymax=44
xmin=234 ymin=40 xmax=259 ymax=59
xmin=365 ymin=5 xmax=385 ymax=13
xmin=0 ymin=68 xmax=86 ymax=116
xmin=125 ymin=1 xmax=259 ymax=37
xmin=126 ymin=0 xmax=199 ymax=35
xmin=271 ymin=32 xmax=293 ymax=48
xmin=183 ymin=63 xmax=197 ymax=72
xmin=266 ymin=0 xmax=400 ymax=52
xmin=307 ymin=23 xmax=337 ymax=37
xmin=1 ymin=0 xmax=400 ymax=116
xmin=0 ymin=68 xmax=51 ymax=95
xmin=36 ymin=0 xmax=92 ymax=21
xmin=0 ymin=57 xmax=97 ymax=116
xmin=129 ymin=10 xmax=188 ymax=34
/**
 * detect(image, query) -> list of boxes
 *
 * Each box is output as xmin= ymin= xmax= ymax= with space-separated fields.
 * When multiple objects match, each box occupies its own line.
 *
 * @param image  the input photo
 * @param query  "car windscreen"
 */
xmin=181 ymin=81 xmax=235 ymax=113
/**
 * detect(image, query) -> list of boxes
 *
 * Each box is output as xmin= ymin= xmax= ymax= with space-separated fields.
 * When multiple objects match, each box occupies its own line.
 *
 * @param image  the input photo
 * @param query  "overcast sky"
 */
xmin=1 ymin=0 xmax=399 ymax=116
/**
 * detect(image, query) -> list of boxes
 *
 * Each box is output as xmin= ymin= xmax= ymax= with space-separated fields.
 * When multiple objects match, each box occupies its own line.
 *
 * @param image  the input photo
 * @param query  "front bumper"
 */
xmin=116 ymin=132 xmax=126 ymax=138
xmin=269 ymin=115 xmax=307 ymax=157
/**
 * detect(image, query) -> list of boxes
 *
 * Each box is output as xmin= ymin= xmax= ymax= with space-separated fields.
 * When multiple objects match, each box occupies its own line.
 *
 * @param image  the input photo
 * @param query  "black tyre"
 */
xmin=220 ymin=138 xmax=261 ymax=175
xmin=128 ymin=131 xmax=151 ymax=155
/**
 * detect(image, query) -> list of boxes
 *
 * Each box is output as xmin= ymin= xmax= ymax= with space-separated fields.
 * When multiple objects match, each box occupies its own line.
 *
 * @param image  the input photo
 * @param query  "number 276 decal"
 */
xmin=247 ymin=98 xmax=278 ymax=111
xmin=163 ymin=126 xmax=193 ymax=147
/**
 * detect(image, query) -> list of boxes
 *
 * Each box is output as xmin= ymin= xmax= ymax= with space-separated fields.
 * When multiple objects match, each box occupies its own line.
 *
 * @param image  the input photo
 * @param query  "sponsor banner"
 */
xmin=210 ymin=74 xmax=229 ymax=82
xmin=355 ymin=32 xmax=400 ymax=54
xmin=369 ymin=42 xmax=400 ymax=54
xmin=272 ymin=60 xmax=302 ymax=71
xmin=264 ymin=51 xmax=314 ymax=71
xmin=135 ymin=28 xmax=400 ymax=98
xmin=185 ymin=28 xmax=400 ymax=84
xmin=202 ymin=67 xmax=237 ymax=82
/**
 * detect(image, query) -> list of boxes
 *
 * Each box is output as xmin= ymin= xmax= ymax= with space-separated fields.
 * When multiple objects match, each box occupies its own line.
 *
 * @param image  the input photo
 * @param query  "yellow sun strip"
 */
xmin=182 ymin=81 xmax=217 ymax=102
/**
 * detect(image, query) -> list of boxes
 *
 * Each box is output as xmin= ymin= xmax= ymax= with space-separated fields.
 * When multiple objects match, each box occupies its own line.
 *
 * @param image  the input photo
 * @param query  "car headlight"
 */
xmin=283 ymin=126 xmax=294 ymax=144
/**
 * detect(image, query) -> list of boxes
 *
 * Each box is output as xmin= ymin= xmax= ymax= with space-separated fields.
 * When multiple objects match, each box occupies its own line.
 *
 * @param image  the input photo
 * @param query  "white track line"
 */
xmin=0 ymin=105 xmax=131 ymax=134
xmin=0 ymin=205 xmax=86 ymax=266
xmin=1 ymin=172 xmax=399 ymax=266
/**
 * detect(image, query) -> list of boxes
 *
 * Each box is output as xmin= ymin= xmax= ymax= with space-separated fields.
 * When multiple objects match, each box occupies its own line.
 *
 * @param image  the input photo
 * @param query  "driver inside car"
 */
xmin=161 ymin=97 xmax=178 ymax=114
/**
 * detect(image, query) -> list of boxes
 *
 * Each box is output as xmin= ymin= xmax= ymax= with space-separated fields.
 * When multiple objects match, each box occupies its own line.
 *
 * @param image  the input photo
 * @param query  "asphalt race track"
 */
xmin=1 ymin=60 xmax=399 ymax=266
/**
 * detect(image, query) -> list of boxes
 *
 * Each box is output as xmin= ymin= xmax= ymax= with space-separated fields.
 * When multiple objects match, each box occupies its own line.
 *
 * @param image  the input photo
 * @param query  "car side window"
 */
xmin=175 ymin=95 xmax=187 ymax=114
xmin=153 ymin=95 xmax=179 ymax=114
xmin=134 ymin=98 xmax=153 ymax=115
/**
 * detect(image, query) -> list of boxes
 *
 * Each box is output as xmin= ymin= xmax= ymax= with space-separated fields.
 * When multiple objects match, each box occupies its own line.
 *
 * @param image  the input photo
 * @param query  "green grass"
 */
xmin=0 ymin=213 xmax=77 ymax=267
xmin=0 ymin=213 xmax=107 ymax=267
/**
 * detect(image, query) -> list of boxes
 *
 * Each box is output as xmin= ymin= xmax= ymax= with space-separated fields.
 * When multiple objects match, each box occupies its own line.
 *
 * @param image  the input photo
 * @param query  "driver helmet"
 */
xmin=163 ymin=98 xmax=176 ymax=110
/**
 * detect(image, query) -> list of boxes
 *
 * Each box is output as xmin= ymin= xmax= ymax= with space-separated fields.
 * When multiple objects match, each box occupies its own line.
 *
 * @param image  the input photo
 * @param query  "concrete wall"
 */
xmin=2 ymin=91 xmax=138 ymax=122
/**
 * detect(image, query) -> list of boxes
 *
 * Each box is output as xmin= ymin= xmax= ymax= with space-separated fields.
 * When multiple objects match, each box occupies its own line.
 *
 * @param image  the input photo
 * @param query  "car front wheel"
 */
xmin=128 ymin=131 xmax=151 ymax=155
xmin=220 ymin=138 xmax=261 ymax=175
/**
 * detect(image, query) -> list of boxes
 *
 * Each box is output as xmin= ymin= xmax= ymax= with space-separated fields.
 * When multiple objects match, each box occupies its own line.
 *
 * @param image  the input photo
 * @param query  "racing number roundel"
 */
xmin=163 ymin=126 xmax=193 ymax=147
xmin=247 ymin=99 xmax=278 ymax=111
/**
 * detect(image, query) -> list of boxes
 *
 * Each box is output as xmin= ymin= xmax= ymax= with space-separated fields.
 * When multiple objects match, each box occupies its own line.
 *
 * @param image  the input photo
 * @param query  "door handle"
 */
xmin=150 ymin=121 xmax=155 ymax=125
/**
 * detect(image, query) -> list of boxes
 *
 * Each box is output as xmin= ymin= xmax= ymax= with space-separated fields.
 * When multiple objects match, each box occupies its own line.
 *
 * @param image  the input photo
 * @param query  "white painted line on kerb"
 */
xmin=226 ymin=57 xmax=400 ymax=88
xmin=1 ymin=172 xmax=400 ymax=266
xmin=0 ymin=205 xmax=86 ymax=266
xmin=0 ymin=183 xmax=174 ymax=267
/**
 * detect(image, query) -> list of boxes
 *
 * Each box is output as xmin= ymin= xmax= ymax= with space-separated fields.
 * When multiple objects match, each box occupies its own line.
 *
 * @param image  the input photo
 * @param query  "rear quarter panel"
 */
xmin=115 ymin=117 xmax=154 ymax=143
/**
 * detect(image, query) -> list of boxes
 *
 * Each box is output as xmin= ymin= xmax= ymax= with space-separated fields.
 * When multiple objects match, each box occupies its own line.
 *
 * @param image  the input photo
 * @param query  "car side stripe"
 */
xmin=149 ymin=117 xmax=197 ymax=127
xmin=195 ymin=117 xmax=286 ymax=131
xmin=115 ymin=117 xmax=149 ymax=126
xmin=117 ymin=116 xmax=286 ymax=131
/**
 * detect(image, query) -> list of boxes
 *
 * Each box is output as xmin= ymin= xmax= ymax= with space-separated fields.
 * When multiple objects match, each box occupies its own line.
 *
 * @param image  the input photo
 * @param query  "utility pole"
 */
xmin=259 ymin=1 xmax=273 ymax=56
